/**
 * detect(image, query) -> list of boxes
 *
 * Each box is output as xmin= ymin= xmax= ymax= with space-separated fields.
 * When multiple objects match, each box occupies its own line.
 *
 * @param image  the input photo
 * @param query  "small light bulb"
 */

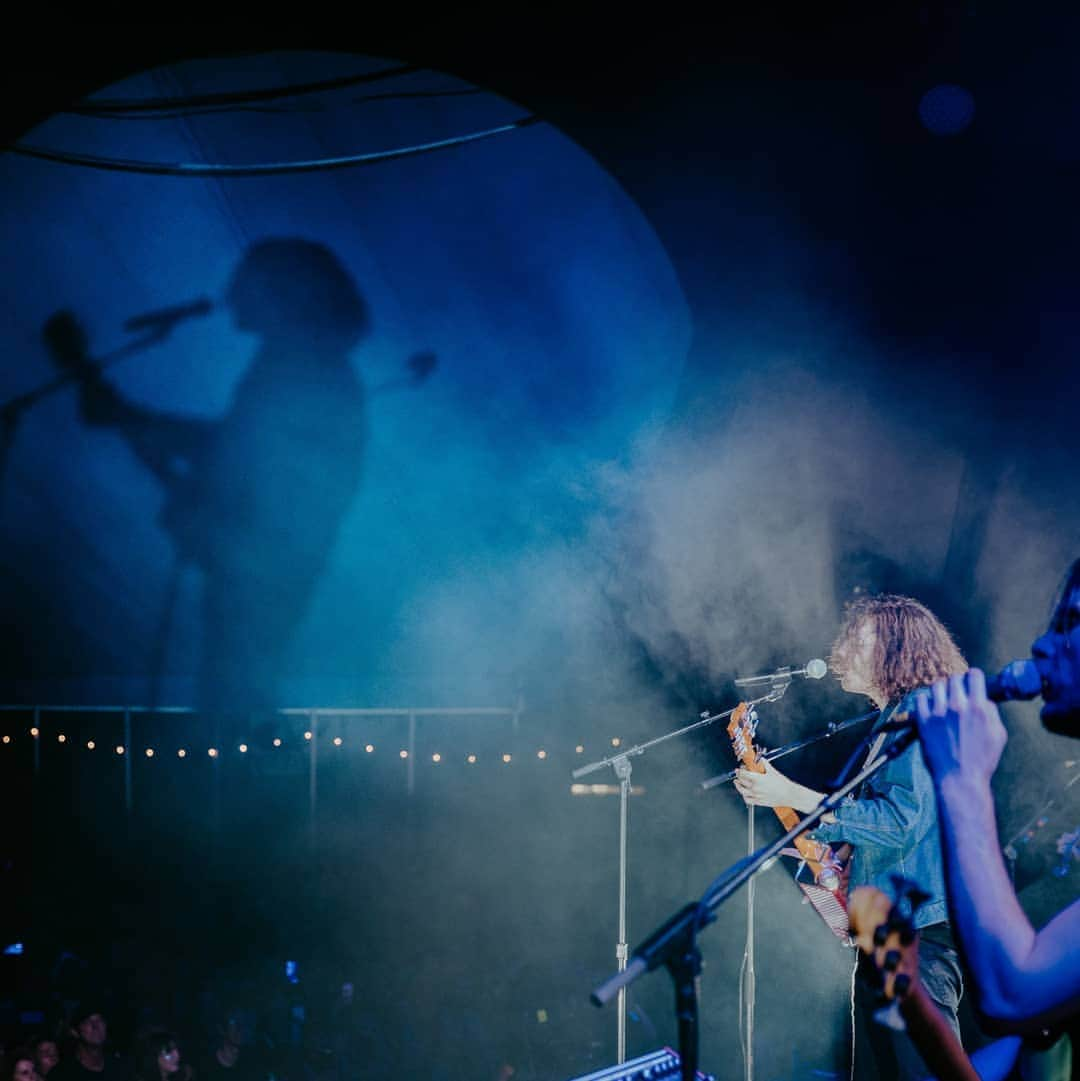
xmin=2 ymin=735 xmax=10 ymax=744
xmin=273 ymin=737 xmax=282 ymax=747
xmin=611 ymin=738 xmax=621 ymax=747
xmin=467 ymin=754 xmax=477 ymax=764
xmin=86 ymin=740 xmax=95 ymax=750
xmin=364 ymin=743 xmax=374 ymax=753
xmin=400 ymin=749 xmax=409 ymax=759
xmin=116 ymin=745 xmax=125 ymax=755
xmin=58 ymin=733 xmax=67 ymax=743
xmin=537 ymin=749 xmax=547 ymax=759
xmin=333 ymin=736 xmax=343 ymax=747
xmin=304 ymin=731 xmax=313 ymax=741
xmin=145 ymin=748 xmax=154 ymax=758
xmin=208 ymin=747 xmax=218 ymax=758
xmin=502 ymin=753 xmax=512 ymax=764
xmin=30 ymin=727 xmax=40 ymax=738
xmin=177 ymin=749 xmax=187 ymax=758
xmin=575 ymin=745 xmax=584 ymax=754
xmin=239 ymin=744 xmax=248 ymax=753
xmin=432 ymin=753 xmax=441 ymax=763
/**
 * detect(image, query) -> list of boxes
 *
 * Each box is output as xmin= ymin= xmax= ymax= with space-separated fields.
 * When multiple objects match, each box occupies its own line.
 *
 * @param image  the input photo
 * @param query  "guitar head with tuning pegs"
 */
xmin=848 ymin=875 xmax=930 ymax=1029
xmin=726 ymin=702 xmax=760 ymax=768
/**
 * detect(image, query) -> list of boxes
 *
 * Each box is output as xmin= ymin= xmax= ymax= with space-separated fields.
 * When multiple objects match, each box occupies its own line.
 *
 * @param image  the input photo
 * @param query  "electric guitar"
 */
xmin=727 ymin=702 xmax=850 ymax=940
xmin=850 ymin=880 xmax=1074 ymax=1081
xmin=848 ymin=879 xmax=981 ymax=1081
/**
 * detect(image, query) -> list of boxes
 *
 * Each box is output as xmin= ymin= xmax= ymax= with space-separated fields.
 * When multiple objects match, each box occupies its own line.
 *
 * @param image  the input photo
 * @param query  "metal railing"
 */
xmin=0 ymin=701 xmax=524 ymax=825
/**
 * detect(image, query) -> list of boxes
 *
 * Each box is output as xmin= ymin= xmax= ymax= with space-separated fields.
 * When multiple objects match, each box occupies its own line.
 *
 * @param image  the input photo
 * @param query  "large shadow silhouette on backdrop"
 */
xmin=42 ymin=238 xmax=427 ymax=722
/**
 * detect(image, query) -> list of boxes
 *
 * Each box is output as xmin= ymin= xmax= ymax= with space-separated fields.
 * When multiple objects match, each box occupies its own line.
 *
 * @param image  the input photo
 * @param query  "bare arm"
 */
xmin=916 ymin=672 xmax=1080 ymax=1028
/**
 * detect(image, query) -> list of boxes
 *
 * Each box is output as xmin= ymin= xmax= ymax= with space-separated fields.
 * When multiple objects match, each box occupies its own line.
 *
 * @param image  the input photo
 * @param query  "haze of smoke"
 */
xmin=399 ymin=341 xmax=972 ymax=716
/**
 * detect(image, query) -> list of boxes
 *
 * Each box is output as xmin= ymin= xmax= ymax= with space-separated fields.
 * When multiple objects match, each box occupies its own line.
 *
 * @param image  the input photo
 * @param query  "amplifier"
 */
xmin=566 ymin=1047 xmax=714 ymax=1081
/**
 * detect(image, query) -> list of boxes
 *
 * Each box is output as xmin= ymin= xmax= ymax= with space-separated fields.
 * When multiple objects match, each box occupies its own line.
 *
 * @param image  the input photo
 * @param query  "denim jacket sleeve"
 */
xmin=811 ymin=735 xmax=937 ymax=854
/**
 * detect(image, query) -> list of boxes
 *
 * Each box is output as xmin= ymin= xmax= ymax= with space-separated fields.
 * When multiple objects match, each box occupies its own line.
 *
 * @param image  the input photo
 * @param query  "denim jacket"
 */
xmin=810 ymin=694 xmax=948 ymax=929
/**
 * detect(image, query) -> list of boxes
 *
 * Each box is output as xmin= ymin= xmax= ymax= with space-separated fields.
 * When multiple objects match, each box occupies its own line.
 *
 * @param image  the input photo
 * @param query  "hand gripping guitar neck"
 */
xmin=727 ymin=702 xmax=847 ymax=890
xmin=727 ymin=703 xmax=850 ymax=940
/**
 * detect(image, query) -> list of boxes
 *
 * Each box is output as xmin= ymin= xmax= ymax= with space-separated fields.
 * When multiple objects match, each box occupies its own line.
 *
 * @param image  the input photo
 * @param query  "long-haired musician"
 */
xmin=735 ymin=593 xmax=967 ymax=1081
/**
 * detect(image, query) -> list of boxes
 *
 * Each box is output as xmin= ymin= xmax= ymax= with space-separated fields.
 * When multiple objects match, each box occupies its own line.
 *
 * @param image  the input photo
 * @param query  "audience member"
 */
xmin=48 ymin=1005 xmax=129 ymax=1081
xmin=8 ymin=1051 xmax=42 ymax=1081
xmin=133 ymin=1031 xmax=189 ymax=1081
xmin=199 ymin=1012 xmax=262 ymax=1081
xmin=30 ymin=1040 xmax=58 ymax=1079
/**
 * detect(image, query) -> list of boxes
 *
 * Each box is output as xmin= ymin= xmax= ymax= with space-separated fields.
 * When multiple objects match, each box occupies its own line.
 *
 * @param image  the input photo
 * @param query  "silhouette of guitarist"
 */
xmin=44 ymin=238 xmax=420 ymax=723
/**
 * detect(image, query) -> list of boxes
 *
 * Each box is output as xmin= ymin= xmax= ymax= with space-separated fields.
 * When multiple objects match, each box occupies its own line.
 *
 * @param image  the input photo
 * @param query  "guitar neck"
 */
xmin=758 ymin=780 xmax=834 ymax=881
xmin=727 ymin=701 xmax=844 ymax=906
xmin=899 ymin=982 xmax=980 ymax=1081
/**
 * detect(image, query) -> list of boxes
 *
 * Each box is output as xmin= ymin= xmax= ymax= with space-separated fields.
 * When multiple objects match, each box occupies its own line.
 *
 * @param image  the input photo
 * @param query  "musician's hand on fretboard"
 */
xmin=734 ymin=758 xmax=824 ymax=813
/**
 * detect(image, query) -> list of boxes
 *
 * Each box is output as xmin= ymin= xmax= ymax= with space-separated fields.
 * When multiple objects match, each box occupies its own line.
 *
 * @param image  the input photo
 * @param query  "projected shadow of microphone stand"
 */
xmin=571 ymin=689 xmax=784 ymax=1066
xmin=0 ymin=320 xmax=173 ymax=482
xmin=589 ymin=719 xmax=919 ymax=1081
xmin=698 ymin=697 xmax=879 ymax=1081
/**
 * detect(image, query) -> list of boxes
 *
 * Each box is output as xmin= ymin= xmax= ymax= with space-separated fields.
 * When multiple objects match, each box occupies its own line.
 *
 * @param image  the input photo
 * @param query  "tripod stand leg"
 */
xmin=615 ymin=755 xmax=632 ymax=1063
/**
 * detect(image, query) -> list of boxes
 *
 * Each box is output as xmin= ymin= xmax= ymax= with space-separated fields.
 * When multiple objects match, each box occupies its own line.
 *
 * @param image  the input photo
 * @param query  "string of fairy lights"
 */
xmin=1 ymin=725 xmax=624 ymax=766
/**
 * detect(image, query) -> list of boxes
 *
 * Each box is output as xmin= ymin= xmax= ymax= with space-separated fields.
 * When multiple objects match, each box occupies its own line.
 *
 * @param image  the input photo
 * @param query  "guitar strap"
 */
xmin=856 ymin=698 xmax=907 ymax=796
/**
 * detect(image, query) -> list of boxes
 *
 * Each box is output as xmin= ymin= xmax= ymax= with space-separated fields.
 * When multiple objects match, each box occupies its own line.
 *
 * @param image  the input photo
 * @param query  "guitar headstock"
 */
xmin=848 ymin=876 xmax=929 ymax=1014
xmin=726 ymin=702 xmax=760 ymax=768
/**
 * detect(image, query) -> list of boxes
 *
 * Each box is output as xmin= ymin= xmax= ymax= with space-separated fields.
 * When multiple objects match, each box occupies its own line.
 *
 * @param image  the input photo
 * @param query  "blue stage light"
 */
xmin=919 ymin=84 xmax=976 ymax=136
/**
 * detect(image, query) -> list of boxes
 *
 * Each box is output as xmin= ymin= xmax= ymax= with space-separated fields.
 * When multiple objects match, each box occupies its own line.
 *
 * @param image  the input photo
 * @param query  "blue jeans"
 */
xmin=853 ymin=932 xmax=964 ymax=1081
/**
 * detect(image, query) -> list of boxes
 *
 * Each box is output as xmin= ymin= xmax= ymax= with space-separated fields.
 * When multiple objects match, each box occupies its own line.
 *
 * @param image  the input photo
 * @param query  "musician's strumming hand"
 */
xmin=913 ymin=669 xmax=1007 ymax=789
xmin=734 ymin=758 xmax=825 ymax=813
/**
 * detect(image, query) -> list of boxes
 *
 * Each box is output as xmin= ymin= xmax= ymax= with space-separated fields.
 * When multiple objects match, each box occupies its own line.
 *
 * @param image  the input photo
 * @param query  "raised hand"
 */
xmin=914 ymin=669 xmax=1008 ymax=787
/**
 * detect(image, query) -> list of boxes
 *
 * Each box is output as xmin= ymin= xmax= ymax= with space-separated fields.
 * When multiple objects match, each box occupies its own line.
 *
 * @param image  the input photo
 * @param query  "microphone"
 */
xmin=734 ymin=659 xmax=828 ymax=687
xmin=986 ymin=659 xmax=1042 ymax=703
xmin=878 ymin=659 xmax=1044 ymax=737
xmin=124 ymin=297 xmax=213 ymax=334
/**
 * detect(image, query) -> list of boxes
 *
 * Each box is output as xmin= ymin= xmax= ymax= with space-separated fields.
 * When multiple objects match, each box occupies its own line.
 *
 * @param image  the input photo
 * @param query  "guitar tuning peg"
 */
xmin=893 ymin=973 xmax=912 ymax=998
xmin=873 ymin=925 xmax=889 ymax=948
xmin=882 ymin=949 xmax=901 ymax=973
xmin=872 ymin=1000 xmax=907 ymax=1033
xmin=888 ymin=874 xmax=930 ymax=915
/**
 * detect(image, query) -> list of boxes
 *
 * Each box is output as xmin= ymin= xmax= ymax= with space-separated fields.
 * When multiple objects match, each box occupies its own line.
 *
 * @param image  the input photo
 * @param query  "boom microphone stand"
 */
xmin=590 ymin=721 xmax=920 ymax=1081
xmin=571 ymin=689 xmax=782 ymax=1065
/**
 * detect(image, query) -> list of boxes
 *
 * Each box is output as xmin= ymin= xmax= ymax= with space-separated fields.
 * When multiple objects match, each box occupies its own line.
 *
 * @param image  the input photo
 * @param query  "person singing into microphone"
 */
xmin=734 ymin=593 xmax=967 ymax=1081
xmin=49 ymin=238 xmax=370 ymax=726
xmin=914 ymin=559 xmax=1080 ymax=1030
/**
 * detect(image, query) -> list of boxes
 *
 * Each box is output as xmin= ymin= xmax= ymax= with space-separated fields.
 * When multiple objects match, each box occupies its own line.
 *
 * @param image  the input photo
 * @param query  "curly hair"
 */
xmin=829 ymin=593 xmax=967 ymax=702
